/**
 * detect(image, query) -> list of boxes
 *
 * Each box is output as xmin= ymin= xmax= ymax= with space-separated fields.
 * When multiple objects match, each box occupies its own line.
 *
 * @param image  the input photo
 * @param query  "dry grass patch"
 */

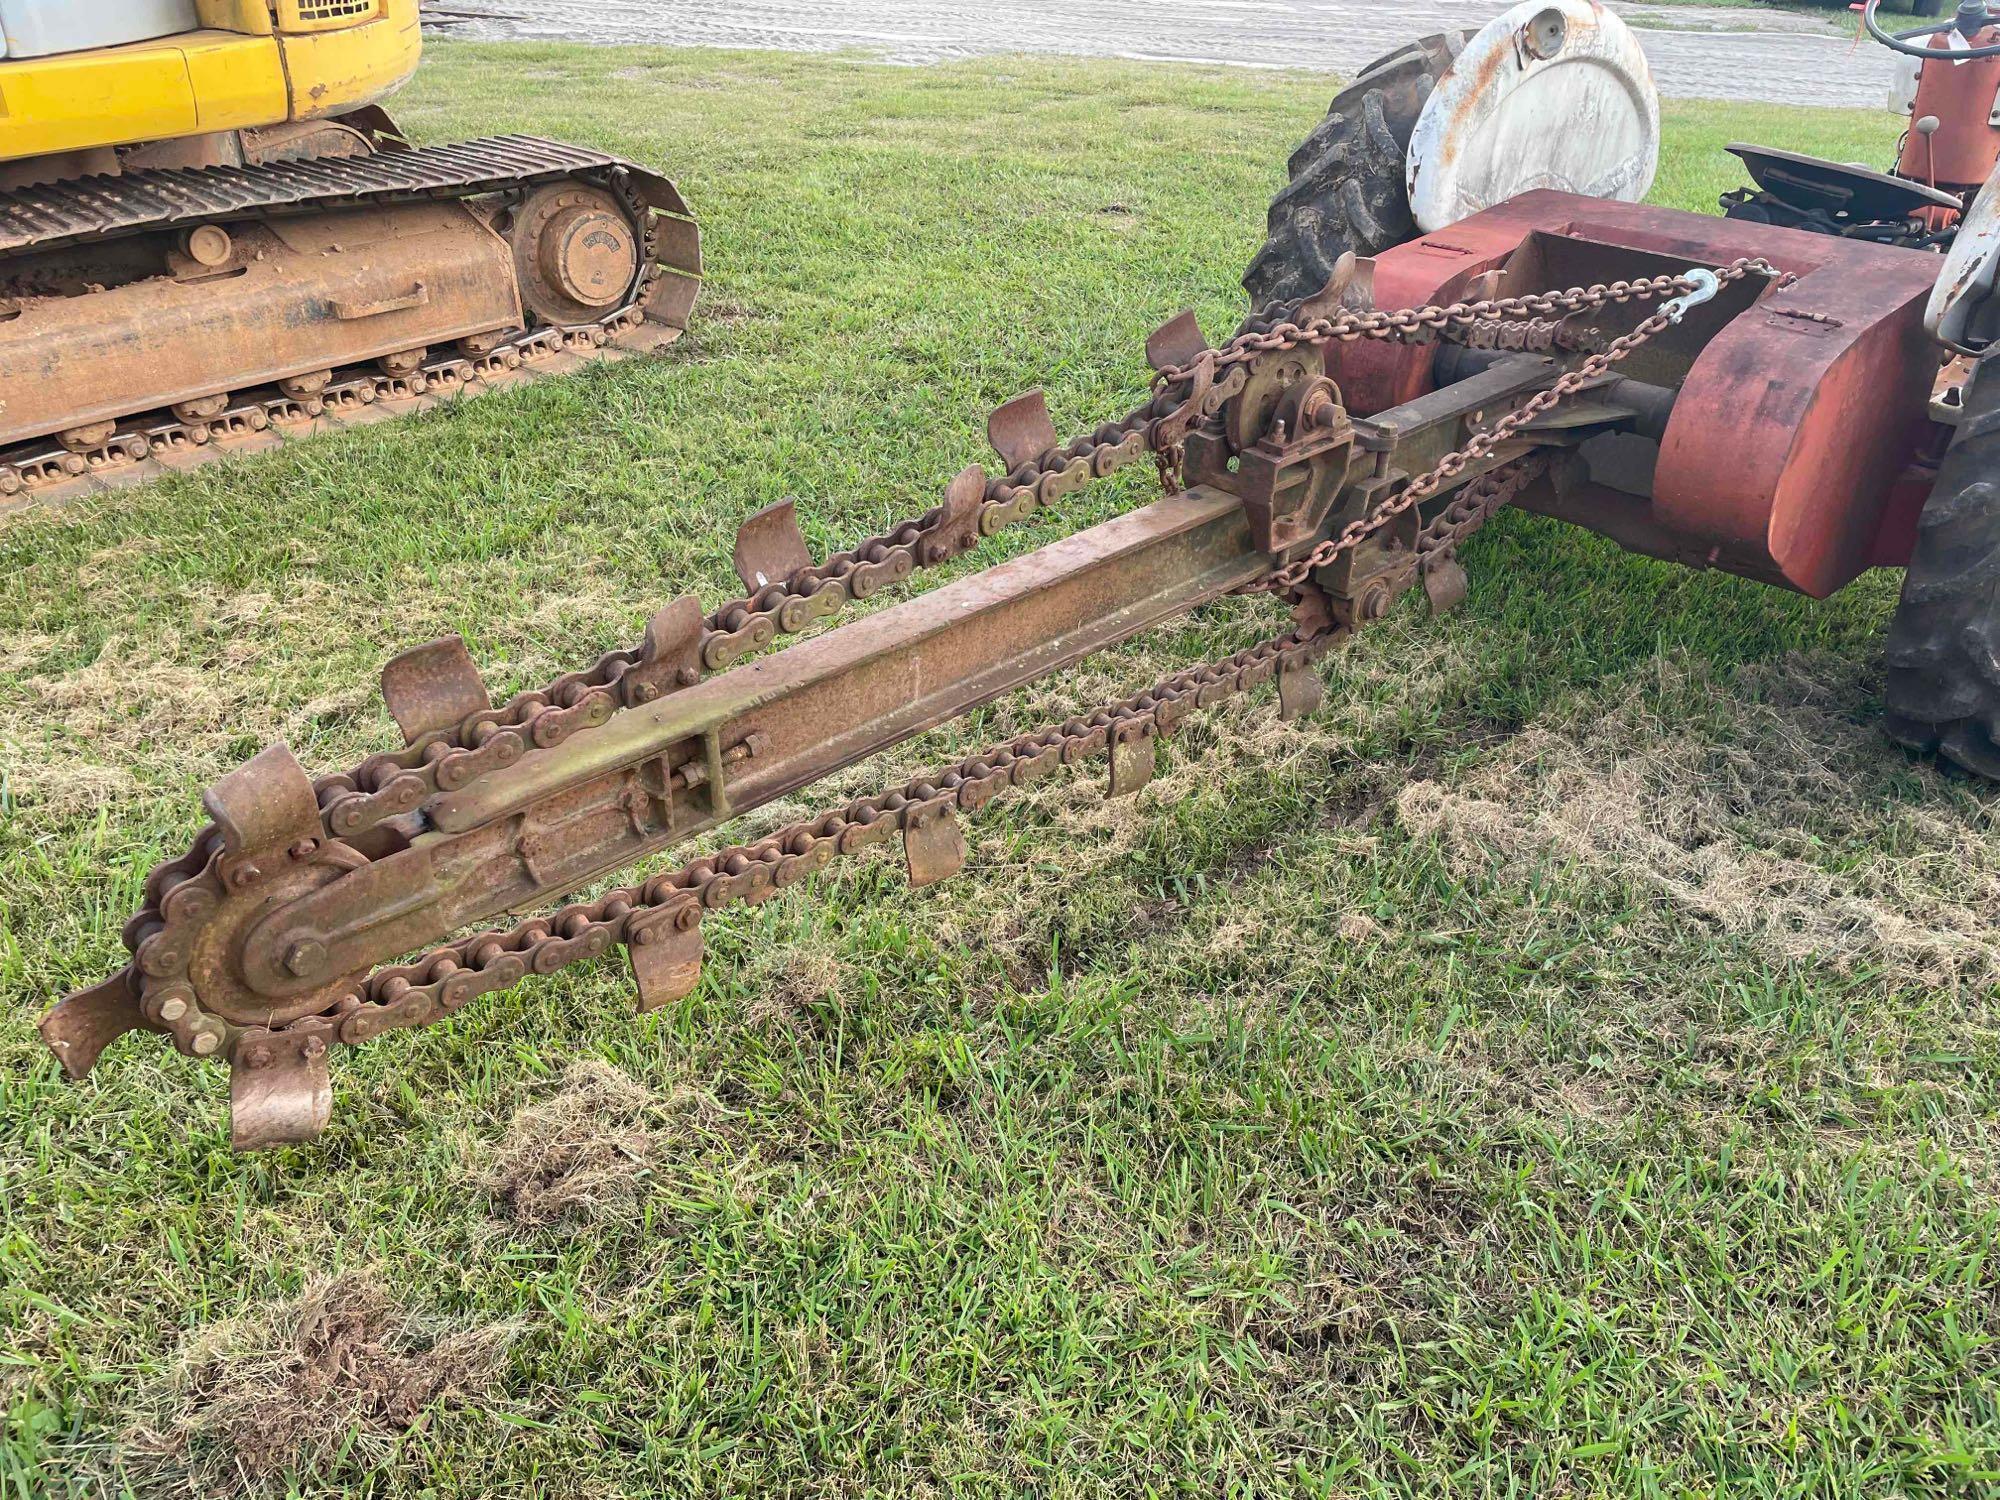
xmin=0 ymin=583 xmax=353 ymax=817
xmin=16 ymin=632 xmax=248 ymax=748
xmin=739 ymin=926 xmax=853 ymax=1029
xmin=121 ymin=1276 xmax=514 ymax=1489
xmin=480 ymin=1059 xmax=746 ymax=1230
xmin=480 ymin=1060 xmax=662 ymax=1229
xmin=1395 ymin=653 xmax=2000 ymax=988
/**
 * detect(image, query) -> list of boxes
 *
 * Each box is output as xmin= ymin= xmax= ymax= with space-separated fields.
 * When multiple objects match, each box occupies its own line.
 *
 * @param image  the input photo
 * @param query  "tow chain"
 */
xmin=1262 ymin=262 xmax=1778 ymax=590
xmin=1410 ymin=451 xmax=1554 ymax=572
xmin=1159 ymin=260 xmax=1777 ymax=390
xmin=129 ymin=257 xmax=1787 ymax=1047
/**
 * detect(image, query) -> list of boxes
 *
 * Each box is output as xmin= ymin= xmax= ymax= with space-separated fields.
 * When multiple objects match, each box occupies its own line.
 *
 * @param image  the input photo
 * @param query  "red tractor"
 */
xmin=1247 ymin=0 xmax=2000 ymax=778
xmin=44 ymin=0 xmax=2000 ymax=1145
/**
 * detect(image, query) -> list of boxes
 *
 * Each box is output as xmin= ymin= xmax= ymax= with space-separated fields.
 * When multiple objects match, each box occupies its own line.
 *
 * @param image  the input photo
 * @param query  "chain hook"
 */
xmin=1659 ymin=268 xmax=1721 ymax=325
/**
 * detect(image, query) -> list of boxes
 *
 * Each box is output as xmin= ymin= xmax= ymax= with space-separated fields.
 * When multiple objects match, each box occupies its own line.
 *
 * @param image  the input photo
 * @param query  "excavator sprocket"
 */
xmin=0 ymin=135 xmax=701 ymax=509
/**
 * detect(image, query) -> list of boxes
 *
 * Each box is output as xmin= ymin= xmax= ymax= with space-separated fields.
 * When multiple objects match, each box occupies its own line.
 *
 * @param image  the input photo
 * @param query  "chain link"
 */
xmin=273 ymin=626 xmax=1345 ymax=1050
xmin=1156 ymin=267 xmax=1756 ymax=391
xmin=1263 ymin=257 xmax=1781 ymax=590
xmin=1413 ymin=452 xmax=1553 ymax=566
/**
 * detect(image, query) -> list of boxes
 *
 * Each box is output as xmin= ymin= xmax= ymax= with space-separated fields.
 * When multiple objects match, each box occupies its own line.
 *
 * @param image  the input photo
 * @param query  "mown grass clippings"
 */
xmin=480 ymin=1060 xmax=665 ymax=1230
xmin=119 ymin=1277 xmax=515 ymax=1493
xmin=1395 ymin=652 xmax=2000 ymax=989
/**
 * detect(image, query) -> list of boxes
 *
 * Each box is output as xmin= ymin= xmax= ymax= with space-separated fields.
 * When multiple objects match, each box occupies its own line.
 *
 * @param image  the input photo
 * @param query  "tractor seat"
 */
xmin=1725 ymin=143 xmax=1960 ymax=227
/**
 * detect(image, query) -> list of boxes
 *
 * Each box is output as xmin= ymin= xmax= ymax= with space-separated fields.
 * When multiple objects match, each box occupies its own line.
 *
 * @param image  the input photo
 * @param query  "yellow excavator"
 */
xmin=0 ymin=0 xmax=701 ymax=504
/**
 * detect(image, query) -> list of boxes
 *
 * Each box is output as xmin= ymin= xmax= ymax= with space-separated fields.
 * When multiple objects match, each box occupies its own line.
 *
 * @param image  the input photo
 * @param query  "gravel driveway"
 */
xmin=432 ymin=1 xmax=1896 ymax=109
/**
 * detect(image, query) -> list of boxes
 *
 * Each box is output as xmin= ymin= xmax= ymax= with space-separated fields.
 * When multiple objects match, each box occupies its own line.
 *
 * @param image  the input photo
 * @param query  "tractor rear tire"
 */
xmin=1882 ymin=357 xmax=2000 ymax=781
xmin=1241 ymin=34 xmax=1464 ymax=312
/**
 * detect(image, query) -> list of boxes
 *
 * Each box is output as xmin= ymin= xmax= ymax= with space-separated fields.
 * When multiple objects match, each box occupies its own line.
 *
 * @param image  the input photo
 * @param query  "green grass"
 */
xmin=3 ymin=42 xmax=1998 ymax=1499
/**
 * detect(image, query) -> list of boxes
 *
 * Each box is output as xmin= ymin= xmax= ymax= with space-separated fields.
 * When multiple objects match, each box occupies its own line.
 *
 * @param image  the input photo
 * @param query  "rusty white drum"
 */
xmin=1405 ymin=0 xmax=1660 ymax=234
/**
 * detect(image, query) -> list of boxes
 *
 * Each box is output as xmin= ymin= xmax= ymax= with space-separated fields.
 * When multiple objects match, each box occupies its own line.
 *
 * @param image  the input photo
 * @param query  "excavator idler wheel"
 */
xmin=181 ymin=225 xmax=233 ymax=268
xmin=376 ymin=348 xmax=427 ymax=377
xmin=510 ymin=184 xmax=645 ymax=328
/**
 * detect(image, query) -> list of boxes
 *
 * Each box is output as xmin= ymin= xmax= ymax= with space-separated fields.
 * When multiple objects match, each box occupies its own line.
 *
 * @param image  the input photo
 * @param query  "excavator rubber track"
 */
xmin=0 ymin=135 xmax=701 ymax=511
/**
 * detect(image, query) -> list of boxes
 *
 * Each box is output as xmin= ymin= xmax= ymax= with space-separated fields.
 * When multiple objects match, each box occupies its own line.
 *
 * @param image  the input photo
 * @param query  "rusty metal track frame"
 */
xmin=178 ymin=485 xmax=1279 ymax=1025
xmin=0 ymin=304 xmax=680 ymax=514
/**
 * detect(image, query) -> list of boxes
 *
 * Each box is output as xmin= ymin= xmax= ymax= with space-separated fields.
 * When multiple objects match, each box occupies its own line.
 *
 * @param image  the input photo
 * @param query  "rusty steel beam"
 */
xmin=223 ymin=484 xmax=1276 ymax=1019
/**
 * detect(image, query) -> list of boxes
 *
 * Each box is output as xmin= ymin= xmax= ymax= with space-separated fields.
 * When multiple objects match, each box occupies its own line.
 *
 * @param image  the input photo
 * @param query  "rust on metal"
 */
xmin=1145 ymin=310 xmax=1209 ymax=374
xmin=1107 ymin=727 xmax=1158 ymax=797
xmin=229 ymin=1031 xmax=332 ymax=1153
xmin=48 ymin=204 xmax=1912 ymax=1149
xmin=987 ymin=389 xmax=1060 ymax=472
xmin=380 ymin=636 xmax=491 ymax=745
xmin=925 ymin=464 xmax=986 ymax=565
xmin=39 ymin=971 xmax=152 ymax=1082
xmin=0 ymin=134 xmax=701 ymax=512
xmin=625 ymin=596 xmax=706 ymax=706
xmin=203 ymin=744 xmax=324 ymax=859
xmin=902 ymin=803 xmax=968 ymax=888
xmin=1421 ymin=556 xmax=1471 ymax=615
xmin=732 ymin=499 xmax=814 ymax=593
xmin=626 ymin=901 xmax=705 ymax=1012
xmin=1276 ymin=657 xmax=1326 ymax=721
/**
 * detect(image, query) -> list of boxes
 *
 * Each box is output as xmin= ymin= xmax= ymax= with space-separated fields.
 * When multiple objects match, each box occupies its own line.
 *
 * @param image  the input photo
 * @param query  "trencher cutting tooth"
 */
xmin=380 ymin=636 xmax=491 ymax=746
xmin=732 ymin=498 xmax=814 ymax=594
xmin=1145 ymin=309 xmax=1209 ymax=375
xmin=901 ymin=801 xmax=968 ymax=888
xmin=987 ymin=388 xmax=1060 ymax=473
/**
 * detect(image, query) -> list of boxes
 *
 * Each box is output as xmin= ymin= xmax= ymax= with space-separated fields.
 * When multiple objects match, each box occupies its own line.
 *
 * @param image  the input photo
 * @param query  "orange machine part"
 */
xmin=1896 ymin=24 xmax=2000 ymax=192
xmin=1325 ymin=192 xmax=1949 ymax=597
xmin=0 ymin=201 xmax=520 ymax=447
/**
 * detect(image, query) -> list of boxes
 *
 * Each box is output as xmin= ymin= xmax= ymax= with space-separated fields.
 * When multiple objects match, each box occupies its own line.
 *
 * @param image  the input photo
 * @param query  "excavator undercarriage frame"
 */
xmin=0 ymin=0 xmax=703 ymax=509
xmin=0 ymin=129 xmax=702 ymax=509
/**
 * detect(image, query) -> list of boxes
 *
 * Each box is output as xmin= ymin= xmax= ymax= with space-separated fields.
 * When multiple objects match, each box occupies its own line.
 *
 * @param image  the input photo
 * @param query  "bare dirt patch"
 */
xmin=1394 ymin=654 xmax=2000 ymax=988
xmin=122 ymin=1276 xmax=514 ymax=1488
